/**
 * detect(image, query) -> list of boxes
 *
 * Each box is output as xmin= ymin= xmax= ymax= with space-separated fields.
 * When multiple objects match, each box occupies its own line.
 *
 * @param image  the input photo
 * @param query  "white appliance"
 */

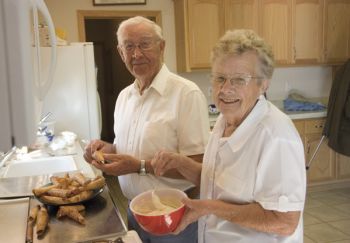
xmin=0 ymin=0 xmax=56 ymax=152
xmin=40 ymin=43 xmax=101 ymax=140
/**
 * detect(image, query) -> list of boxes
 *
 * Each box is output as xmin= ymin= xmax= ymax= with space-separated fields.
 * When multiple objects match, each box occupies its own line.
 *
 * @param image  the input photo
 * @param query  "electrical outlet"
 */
xmin=208 ymin=87 xmax=212 ymax=97
xmin=284 ymin=80 xmax=290 ymax=93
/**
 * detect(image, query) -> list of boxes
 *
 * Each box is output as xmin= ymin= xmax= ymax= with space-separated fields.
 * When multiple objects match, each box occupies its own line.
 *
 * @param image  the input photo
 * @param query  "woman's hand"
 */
xmin=173 ymin=198 xmax=209 ymax=234
xmin=151 ymin=151 xmax=203 ymax=185
xmin=151 ymin=151 xmax=184 ymax=176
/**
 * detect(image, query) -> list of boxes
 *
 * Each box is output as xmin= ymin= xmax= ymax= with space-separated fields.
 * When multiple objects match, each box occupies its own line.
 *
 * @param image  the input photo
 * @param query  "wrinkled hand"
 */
xmin=151 ymin=151 xmax=185 ymax=176
xmin=91 ymin=153 xmax=139 ymax=176
xmin=172 ymin=198 xmax=208 ymax=235
xmin=83 ymin=139 xmax=108 ymax=164
xmin=83 ymin=139 xmax=115 ymax=165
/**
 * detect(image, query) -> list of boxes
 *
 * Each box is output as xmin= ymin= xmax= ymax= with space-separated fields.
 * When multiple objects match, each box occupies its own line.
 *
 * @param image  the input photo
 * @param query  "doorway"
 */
xmin=77 ymin=11 xmax=161 ymax=142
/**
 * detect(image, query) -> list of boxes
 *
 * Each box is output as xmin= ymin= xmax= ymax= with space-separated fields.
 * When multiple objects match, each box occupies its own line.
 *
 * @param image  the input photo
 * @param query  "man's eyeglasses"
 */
xmin=120 ymin=39 xmax=160 ymax=53
xmin=210 ymin=73 xmax=263 ymax=88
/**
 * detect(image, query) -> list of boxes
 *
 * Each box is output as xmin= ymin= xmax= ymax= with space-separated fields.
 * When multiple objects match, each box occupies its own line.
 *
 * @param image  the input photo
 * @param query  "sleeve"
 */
xmin=177 ymin=89 xmax=210 ymax=156
xmin=254 ymin=131 xmax=306 ymax=212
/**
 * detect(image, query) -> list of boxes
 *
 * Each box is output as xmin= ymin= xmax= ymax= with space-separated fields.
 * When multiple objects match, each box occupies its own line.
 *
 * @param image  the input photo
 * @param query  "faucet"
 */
xmin=0 ymin=146 xmax=16 ymax=168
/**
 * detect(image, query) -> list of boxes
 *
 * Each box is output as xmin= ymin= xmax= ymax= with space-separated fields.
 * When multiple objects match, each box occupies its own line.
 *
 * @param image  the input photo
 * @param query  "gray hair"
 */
xmin=211 ymin=29 xmax=274 ymax=79
xmin=116 ymin=16 xmax=163 ymax=44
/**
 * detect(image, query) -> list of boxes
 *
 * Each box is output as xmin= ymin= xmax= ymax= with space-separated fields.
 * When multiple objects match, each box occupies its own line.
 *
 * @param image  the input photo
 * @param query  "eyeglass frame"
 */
xmin=119 ymin=38 xmax=161 ymax=53
xmin=210 ymin=72 xmax=264 ymax=88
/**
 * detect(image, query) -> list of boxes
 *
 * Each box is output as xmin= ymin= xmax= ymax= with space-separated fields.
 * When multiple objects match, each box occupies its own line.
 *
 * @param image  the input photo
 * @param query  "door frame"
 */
xmin=77 ymin=10 xmax=162 ymax=41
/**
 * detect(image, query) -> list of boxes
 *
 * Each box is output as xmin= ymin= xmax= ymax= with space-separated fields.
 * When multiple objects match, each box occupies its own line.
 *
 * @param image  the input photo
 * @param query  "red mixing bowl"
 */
xmin=130 ymin=188 xmax=187 ymax=235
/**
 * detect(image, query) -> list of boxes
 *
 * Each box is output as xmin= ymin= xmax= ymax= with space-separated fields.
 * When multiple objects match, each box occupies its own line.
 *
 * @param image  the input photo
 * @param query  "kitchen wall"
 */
xmin=180 ymin=66 xmax=332 ymax=104
xmin=44 ymin=0 xmax=332 ymax=105
xmin=44 ymin=0 xmax=177 ymax=70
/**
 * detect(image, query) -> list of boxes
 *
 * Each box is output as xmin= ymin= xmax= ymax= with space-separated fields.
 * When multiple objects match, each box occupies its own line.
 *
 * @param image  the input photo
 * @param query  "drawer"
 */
xmin=305 ymin=119 xmax=326 ymax=134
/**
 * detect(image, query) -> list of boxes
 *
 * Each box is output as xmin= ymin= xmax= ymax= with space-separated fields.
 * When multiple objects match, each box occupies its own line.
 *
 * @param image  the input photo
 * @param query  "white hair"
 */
xmin=116 ymin=16 xmax=163 ymax=44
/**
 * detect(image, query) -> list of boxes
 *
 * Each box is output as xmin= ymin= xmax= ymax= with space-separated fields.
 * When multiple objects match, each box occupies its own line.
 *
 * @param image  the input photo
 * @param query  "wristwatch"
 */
xmin=139 ymin=159 xmax=147 ymax=175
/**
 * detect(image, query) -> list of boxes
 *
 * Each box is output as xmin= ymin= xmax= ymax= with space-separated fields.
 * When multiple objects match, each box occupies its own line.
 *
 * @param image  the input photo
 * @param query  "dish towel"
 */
xmin=283 ymin=93 xmax=326 ymax=112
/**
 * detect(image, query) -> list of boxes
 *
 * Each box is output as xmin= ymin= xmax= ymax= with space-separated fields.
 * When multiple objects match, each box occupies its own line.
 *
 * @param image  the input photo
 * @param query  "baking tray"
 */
xmin=29 ymin=187 xmax=127 ymax=242
xmin=0 ymin=197 xmax=30 ymax=243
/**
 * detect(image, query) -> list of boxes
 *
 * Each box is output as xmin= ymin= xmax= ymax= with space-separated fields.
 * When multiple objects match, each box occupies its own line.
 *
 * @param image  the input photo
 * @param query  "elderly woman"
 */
xmin=151 ymin=29 xmax=306 ymax=242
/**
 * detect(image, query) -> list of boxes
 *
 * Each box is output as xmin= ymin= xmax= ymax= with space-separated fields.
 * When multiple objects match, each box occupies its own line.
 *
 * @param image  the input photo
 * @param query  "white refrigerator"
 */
xmin=40 ymin=42 xmax=101 ymax=140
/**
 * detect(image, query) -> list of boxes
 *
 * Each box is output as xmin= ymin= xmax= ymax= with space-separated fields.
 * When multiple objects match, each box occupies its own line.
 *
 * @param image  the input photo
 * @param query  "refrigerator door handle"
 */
xmin=32 ymin=0 xmax=57 ymax=100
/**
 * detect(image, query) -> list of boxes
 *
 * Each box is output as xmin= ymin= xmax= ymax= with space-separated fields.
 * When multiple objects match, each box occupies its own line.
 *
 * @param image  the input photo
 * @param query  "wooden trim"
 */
xmin=92 ymin=0 xmax=146 ymax=6
xmin=77 ymin=10 xmax=162 ymax=42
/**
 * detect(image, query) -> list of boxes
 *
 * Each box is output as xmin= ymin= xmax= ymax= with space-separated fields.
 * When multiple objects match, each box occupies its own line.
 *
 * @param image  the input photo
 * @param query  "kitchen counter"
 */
xmin=0 ymin=140 xmax=132 ymax=242
xmin=270 ymin=98 xmax=327 ymax=120
xmin=29 ymin=186 xmax=127 ymax=243
xmin=0 ymin=141 xmax=99 ymax=197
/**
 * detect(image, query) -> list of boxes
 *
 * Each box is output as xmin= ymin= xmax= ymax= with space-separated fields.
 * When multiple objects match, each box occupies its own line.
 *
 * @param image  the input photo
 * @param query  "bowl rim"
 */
xmin=130 ymin=188 xmax=187 ymax=216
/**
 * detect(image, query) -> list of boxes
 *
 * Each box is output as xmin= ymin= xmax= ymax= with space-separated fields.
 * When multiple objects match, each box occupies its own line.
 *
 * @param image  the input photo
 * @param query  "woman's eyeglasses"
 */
xmin=210 ymin=73 xmax=263 ymax=88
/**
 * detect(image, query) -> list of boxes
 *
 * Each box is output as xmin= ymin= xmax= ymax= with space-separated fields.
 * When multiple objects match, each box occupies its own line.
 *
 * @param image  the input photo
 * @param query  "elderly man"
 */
xmin=152 ymin=29 xmax=306 ymax=242
xmin=83 ymin=16 xmax=209 ymax=243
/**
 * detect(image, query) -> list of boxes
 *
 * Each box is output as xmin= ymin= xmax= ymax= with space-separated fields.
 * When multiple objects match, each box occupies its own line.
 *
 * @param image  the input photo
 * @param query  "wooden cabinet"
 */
xmin=260 ymin=0 xmax=325 ymax=64
xmin=323 ymin=0 xmax=350 ymax=63
xmin=294 ymin=118 xmax=350 ymax=185
xmin=174 ymin=0 xmax=350 ymax=71
xmin=295 ymin=118 xmax=336 ymax=183
xmin=224 ymin=0 xmax=259 ymax=33
xmin=336 ymin=153 xmax=350 ymax=179
xmin=304 ymin=119 xmax=335 ymax=183
xmin=293 ymin=0 xmax=324 ymax=64
xmin=174 ymin=0 xmax=225 ymax=71
xmin=260 ymin=0 xmax=293 ymax=64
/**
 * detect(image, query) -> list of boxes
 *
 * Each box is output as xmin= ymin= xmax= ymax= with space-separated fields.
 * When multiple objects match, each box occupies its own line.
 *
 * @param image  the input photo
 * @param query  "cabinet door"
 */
xmin=305 ymin=134 xmax=335 ymax=183
xmin=324 ymin=0 xmax=350 ymax=63
xmin=293 ymin=0 xmax=323 ymax=64
xmin=187 ymin=0 xmax=225 ymax=69
xmin=293 ymin=120 xmax=305 ymax=135
xmin=224 ymin=0 xmax=259 ymax=33
xmin=260 ymin=0 xmax=293 ymax=64
xmin=336 ymin=153 xmax=350 ymax=179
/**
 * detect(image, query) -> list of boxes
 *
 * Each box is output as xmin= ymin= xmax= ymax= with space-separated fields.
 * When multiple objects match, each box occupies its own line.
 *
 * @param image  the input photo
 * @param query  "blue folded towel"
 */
xmin=283 ymin=98 xmax=326 ymax=112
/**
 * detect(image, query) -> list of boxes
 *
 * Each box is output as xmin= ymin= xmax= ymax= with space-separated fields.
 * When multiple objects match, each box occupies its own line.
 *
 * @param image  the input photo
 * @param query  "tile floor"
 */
xmin=304 ymin=185 xmax=350 ymax=243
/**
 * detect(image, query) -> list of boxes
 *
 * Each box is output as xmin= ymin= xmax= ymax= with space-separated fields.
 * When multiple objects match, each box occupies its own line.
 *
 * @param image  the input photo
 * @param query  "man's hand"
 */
xmin=91 ymin=153 xmax=140 ymax=176
xmin=83 ymin=140 xmax=114 ymax=164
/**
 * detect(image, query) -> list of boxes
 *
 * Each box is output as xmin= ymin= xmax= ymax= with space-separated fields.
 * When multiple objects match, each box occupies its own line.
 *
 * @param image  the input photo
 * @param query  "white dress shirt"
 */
xmin=199 ymin=95 xmax=306 ymax=243
xmin=114 ymin=64 xmax=209 ymax=200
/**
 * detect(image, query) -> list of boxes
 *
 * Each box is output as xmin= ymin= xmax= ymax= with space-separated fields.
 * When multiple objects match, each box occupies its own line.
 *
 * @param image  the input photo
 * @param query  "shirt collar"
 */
xmin=213 ymin=95 xmax=268 ymax=152
xmin=149 ymin=63 xmax=168 ymax=96
xmin=130 ymin=63 xmax=168 ymax=97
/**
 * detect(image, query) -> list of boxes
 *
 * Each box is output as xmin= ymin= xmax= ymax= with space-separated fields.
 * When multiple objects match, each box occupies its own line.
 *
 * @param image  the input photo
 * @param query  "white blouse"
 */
xmin=199 ymin=96 xmax=306 ymax=243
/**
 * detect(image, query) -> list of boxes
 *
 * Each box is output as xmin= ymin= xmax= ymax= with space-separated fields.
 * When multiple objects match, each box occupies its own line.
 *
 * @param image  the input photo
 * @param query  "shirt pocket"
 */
xmin=214 ymin=170 xmax=248 ymax=204
xmin=139 ymin=120 xmax=176 ymax=158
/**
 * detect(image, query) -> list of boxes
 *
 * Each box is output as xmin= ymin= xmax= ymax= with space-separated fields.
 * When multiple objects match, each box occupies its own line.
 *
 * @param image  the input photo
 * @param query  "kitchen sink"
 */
xmin=3 ymin=156 xmax=77 ymax=178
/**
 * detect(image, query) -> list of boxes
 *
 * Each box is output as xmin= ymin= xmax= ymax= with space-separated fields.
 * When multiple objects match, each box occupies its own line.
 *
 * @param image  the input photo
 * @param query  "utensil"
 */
xmin=151 ymin=190 xmax=166 ymax=210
